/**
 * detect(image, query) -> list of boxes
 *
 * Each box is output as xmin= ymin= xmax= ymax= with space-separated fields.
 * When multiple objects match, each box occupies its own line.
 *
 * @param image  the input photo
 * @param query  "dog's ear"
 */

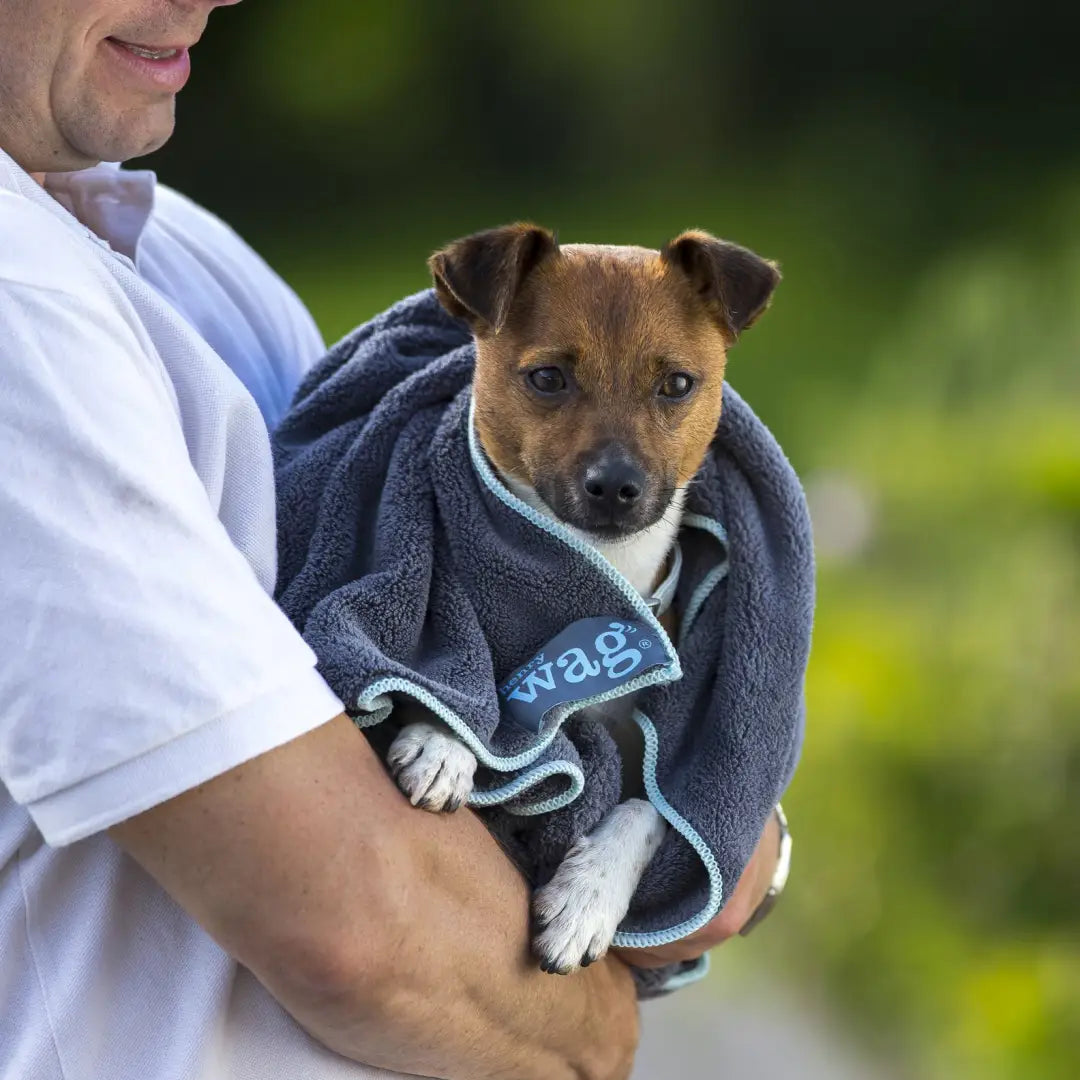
xmin=428 ymin=223 xmax=559 ymax=334
xmin=661 ymin=231 xmax=780 ymax=343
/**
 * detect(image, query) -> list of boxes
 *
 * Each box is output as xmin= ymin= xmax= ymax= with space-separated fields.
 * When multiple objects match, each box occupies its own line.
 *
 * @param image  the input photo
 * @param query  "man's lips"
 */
xmin=110 ymin=39 xmax=185 ymax=60
xmin=103 ymin=37 xmax=193 ymax=91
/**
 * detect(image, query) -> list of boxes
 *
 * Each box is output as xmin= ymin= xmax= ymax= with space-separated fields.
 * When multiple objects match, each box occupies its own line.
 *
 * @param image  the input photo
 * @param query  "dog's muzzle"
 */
xmin=540 ymin=444 xmax=671 ymax=538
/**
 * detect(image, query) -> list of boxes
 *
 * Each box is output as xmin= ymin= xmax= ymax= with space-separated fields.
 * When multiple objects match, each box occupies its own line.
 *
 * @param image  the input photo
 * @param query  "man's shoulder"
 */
xmin=148 ymin=182 xmax=287 ymax=294
xmin=151 ymin=182 xmax=248 ymax=255
xmin=140 ymin=182 xmax=325 ymax=425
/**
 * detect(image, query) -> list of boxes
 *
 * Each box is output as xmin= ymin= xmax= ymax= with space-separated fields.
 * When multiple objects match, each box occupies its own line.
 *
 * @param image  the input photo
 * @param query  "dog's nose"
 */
xmin=581 ymin=456 xmax=646 ymax=512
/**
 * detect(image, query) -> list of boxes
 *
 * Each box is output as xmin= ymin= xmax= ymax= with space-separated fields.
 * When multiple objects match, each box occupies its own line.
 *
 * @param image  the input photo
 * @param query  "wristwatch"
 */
xmin=738 ymin=803 xmax=792 ymax=936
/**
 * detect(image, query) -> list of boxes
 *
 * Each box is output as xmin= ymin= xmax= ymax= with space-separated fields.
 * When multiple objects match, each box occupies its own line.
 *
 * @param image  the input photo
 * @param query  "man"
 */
xmin=0 ymin=2 xmax=787 ymax=1078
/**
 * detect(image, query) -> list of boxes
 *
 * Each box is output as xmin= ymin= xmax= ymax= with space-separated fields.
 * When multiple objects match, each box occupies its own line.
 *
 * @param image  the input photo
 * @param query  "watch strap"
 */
xmin=738 ymin=803 xmax=791 ymax=936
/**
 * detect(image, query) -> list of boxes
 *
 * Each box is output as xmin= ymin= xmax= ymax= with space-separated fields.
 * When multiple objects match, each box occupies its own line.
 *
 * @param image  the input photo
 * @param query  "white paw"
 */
xmin=533 ymin=837 xmax=626 ymax=974
xmin=387 ymin=721 xmax=477 ymax=813
xmin=532 ymin=799 xmax=665 ymax=974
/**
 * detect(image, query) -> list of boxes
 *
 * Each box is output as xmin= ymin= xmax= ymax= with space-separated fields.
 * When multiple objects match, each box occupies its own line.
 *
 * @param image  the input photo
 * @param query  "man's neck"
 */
xmin=30 ymin=172 xmax=46 ymax=187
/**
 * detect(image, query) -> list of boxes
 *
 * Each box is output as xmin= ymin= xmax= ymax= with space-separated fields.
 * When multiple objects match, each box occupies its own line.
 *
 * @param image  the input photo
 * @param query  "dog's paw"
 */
xmin=532 ymin=799 xmax=666 ymax=974
xmin=387 ymin=721 xmax=476 ymax=812
xmin=532 ymin=837 xmax=626 ymax=975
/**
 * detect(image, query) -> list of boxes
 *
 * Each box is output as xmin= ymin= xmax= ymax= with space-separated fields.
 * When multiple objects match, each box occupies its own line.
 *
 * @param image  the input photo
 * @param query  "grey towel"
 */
xmin=274 ymin=289 xmax=814 ymax=976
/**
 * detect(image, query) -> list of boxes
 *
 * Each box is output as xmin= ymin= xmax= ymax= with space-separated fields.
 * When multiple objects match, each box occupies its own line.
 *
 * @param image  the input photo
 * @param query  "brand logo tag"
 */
xmin=498 ymin=616 xmax=670 ymax=733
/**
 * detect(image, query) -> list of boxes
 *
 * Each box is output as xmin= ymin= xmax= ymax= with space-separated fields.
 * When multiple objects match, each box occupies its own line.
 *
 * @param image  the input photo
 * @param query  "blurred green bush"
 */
xmin=778 ymin=216 xmax=1080 ymax=1079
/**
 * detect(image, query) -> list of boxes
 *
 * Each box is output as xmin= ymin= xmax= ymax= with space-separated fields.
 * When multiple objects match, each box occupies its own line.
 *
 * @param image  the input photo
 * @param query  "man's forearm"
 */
xmin=113 ymin=714 xmax=638 ymax=1080
xmin=275 ymin=825 xmax=637 ymax=1079
xmin=256 ymin=765 xmax=639 ymax=1080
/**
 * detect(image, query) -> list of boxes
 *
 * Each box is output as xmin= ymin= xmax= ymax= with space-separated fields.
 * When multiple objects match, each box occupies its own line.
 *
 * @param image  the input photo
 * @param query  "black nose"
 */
xmin=581 ymin=455 xmax=646 ymax=513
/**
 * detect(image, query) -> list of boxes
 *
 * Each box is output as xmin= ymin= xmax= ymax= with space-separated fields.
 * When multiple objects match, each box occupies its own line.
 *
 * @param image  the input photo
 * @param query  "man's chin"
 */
xmin=62 ymin=101 xmax=175 ymax=167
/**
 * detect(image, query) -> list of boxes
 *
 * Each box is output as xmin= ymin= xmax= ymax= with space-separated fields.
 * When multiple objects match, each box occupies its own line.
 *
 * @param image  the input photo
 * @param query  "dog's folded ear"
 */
xmin=428 ymin=223 xmax=559 ymax=334
xmin=661 ymin=231 xmax=780 ymax=343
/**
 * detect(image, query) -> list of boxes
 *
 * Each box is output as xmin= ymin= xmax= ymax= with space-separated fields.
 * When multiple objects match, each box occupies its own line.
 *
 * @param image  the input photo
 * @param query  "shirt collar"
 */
xmin=0 ymin=147 xmax=156 ymax=262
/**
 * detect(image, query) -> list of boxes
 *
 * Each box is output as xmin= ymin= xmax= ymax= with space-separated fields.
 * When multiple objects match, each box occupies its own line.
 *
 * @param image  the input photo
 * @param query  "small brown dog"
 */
xmin=386 ymin=224 xmax=779 ymax=972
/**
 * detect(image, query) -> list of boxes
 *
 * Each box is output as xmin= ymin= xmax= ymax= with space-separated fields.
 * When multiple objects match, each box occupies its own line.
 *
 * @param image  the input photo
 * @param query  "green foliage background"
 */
xmin=147 ymin=3 xmax=1080 ymax=1075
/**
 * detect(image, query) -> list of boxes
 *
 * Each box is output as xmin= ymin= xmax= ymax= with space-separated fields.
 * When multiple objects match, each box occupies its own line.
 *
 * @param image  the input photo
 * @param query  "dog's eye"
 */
xmin=658 ymin=372 xmax=695 ymax=399
xmin=528 ymin=367 xmax=567 ymax=394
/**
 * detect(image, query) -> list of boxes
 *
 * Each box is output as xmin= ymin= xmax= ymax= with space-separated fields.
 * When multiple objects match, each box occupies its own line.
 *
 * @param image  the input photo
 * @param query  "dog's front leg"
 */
xmin=532 ymin=799 xmax=666 ymax=974
xmin=386 ymin=720 xmax=477 ymax=812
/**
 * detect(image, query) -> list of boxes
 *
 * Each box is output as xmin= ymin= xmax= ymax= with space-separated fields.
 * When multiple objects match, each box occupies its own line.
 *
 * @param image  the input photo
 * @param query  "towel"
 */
xmin=274 ymin=289 xmax=814 ymax=988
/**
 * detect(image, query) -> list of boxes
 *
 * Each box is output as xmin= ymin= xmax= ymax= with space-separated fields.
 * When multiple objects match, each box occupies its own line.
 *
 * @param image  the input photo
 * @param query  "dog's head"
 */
xmin=429 ymin=223 xmax=779 ymax=539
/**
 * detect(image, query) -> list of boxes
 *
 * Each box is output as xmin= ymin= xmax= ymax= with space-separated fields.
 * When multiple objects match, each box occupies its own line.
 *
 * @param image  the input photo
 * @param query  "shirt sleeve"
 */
xmin=0 ymin=200 xmax=342 ymax=846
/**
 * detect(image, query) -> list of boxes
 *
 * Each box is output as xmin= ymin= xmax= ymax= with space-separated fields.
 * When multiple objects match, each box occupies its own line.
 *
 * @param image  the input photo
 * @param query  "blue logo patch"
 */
xmin=498 ymin=616 xmax=671 ymax=733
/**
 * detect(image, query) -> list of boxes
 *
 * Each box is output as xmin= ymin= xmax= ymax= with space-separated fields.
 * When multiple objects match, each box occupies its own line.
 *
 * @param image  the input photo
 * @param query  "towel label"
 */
xmin=498 ymin=616 xmax=671 ymax=733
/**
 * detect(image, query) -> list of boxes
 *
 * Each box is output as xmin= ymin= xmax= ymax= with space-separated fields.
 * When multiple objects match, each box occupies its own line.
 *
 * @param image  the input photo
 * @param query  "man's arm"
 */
xmin=112 ymin=713 xmax=638 ymax=1080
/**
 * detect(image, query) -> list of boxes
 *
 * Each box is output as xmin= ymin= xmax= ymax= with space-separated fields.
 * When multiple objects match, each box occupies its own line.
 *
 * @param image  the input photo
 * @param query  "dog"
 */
xmin=384 ymin=223 xmax=779 ymax=973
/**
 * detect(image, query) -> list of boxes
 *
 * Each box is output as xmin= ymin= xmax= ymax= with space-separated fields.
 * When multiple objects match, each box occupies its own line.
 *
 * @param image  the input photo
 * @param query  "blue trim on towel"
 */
xmin=498 ymin=761 xmax=588 ymax=816
xmin=477 ymin=759 xmax=587 ymax=815
xmin=657 ymin=953 xmax=711 ymax=993
xmin=679 ymin=514 xmax=730 ymax=647
xmin=611 ymin=711 xmax=724 ymax=948
xmin=354 ymin=678 xmax=585 ymax=813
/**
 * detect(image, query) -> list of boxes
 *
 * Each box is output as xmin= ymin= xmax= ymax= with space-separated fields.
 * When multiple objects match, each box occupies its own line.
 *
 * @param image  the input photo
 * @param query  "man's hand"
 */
xmin=112 ymin=714 xmax=638 ymax=1080
xmin=612 ymin=810 xmax=781 ymax=969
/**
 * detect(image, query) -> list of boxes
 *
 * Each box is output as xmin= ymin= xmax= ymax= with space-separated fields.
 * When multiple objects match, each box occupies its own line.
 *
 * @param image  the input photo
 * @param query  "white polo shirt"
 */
xmin=0 ymin=149 xmax=401 ymax=1079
